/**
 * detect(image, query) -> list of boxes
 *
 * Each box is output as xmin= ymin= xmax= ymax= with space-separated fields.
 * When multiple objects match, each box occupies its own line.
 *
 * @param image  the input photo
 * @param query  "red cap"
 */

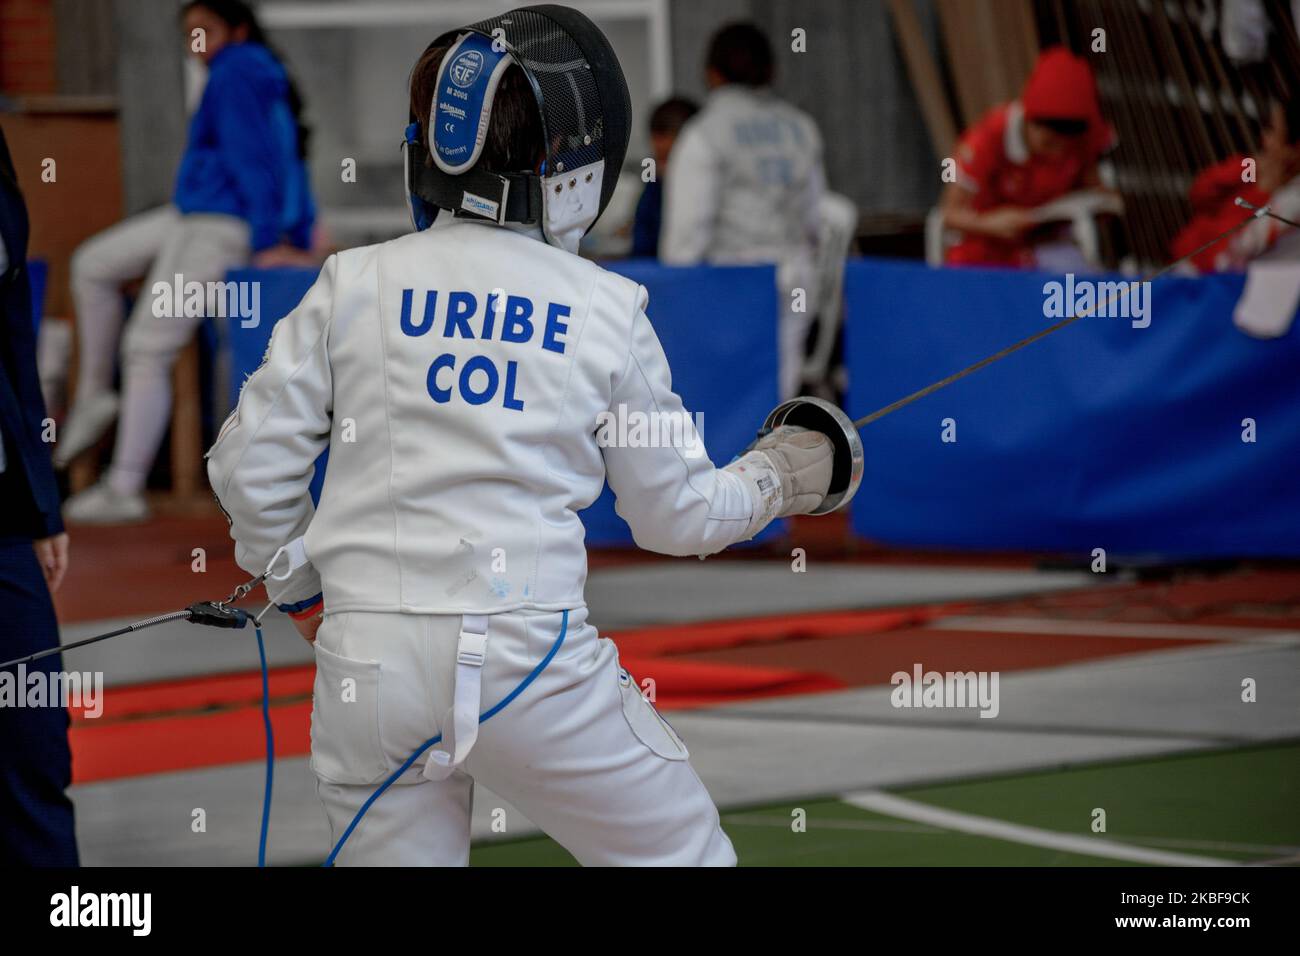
xmin=1021 ymin=47 xmax=1101 ymax=124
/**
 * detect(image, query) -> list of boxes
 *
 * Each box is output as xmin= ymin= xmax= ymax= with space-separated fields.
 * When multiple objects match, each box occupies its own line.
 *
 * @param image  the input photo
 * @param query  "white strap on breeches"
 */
xmin=422 ymin=614 xmax=489 ymax=781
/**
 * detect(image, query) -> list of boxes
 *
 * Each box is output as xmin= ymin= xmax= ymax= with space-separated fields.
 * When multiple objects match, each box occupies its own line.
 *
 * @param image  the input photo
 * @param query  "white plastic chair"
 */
xmin=925 ymin=190 xmax=1123 ymax=268
xmin=802 ymin=191 xmax=859 ymax=389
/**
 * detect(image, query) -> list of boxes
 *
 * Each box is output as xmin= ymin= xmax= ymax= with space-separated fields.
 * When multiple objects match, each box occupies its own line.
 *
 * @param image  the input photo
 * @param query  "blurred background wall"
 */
xmin=5 ymin=0 xmax=1297 ymax=284
xmin=0 ymin=0 xmax=946 ymax=260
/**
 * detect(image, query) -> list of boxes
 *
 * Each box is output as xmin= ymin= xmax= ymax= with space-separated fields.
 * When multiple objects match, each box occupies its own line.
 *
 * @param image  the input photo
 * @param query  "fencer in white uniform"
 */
xmin=207 ymin=6 xmax=834 ymax=867
xmin=659 ymin=23 xmax=826 ymax=400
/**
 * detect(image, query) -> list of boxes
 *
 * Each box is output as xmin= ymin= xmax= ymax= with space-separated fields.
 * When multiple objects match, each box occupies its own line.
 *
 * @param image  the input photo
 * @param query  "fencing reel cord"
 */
xmin=0 ymin=574 xmax=265 ymax=672
xmin=8 ymin=202 xmax=1285 ymax=866
xmin=0 ymin=573 xmax=274 ymax=861
xmin=253 ymin=623 xmax=274 ymax=868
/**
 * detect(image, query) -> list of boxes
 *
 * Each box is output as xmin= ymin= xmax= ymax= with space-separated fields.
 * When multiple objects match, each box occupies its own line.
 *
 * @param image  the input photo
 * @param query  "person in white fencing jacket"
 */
xmin=659 ymin=22 xmax=827 ymax=400
xmin=206 ymin=5 xmax=833 ymax=866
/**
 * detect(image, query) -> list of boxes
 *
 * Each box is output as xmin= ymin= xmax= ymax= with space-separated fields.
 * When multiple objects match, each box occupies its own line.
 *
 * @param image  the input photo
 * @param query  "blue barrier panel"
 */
xmin=228 ymin=265 xmax=321 ymax=409
xmin=228 ymin=266 xmax=327 ymax=500
xmin=843 ymin=257 xmax=1300 ymax=557
xmin=581 ymin=261 xmax=780 ymax=545
xmin=227 ymin=261 xmax=780 ymax=546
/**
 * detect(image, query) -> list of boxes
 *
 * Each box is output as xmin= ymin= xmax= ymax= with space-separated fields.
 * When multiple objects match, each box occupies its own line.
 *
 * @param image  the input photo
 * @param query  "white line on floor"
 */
xmin=931 ymin=616 xmax=1300 ymax=645
xmin=724 ymin=810 xmax=1297 ymax=856
xmin=843 ymin=791 xmax=1240 ymax=867
xmin=721 ymin=813 xmax=945 ymax=835
xmin=1109 ymin=834 xmax=1300 ymax=856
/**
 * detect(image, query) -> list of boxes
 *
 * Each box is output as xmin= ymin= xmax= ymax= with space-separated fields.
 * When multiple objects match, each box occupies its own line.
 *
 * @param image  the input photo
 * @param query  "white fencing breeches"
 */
xmin=309 ymin=606 xmax=737 ymax=867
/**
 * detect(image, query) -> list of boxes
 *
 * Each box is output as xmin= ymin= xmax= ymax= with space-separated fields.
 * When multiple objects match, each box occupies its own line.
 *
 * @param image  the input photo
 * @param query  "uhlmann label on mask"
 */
xmin=460 ymin=192 xmax=500 ymax=220
xmin=50 ymin=886 xmax=151 ymax=936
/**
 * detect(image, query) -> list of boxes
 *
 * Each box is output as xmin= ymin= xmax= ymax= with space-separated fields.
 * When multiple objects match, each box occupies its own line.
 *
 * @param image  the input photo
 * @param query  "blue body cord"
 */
xmin=252 ymin=611 xmax=569 ymax=867
xmin=254 ymin=624 xmax=274 ymax=867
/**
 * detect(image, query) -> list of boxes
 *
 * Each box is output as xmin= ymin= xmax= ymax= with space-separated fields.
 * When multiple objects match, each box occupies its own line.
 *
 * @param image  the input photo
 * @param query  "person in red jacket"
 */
xmin=1171 ymin=97 xmax=1300 ymax=272
xmin=941 ymin=47 xmax=1115 ymax=268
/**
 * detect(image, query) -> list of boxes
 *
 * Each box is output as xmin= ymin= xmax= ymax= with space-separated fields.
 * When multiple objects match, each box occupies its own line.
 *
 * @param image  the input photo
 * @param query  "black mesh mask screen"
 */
xmin=438 ymin=4 xmax=632 ymax=224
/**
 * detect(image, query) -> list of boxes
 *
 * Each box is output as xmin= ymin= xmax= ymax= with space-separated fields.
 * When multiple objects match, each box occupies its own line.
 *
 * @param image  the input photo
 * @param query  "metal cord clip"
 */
xmin=221 ymin=572 xmax=268 ymax=608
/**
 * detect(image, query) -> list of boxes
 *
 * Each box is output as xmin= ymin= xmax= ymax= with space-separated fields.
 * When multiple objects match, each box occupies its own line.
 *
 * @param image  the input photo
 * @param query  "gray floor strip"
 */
xmin=61 ymin=562 xmax=1099 ymax=687
xmin=685 ymin=708 xmax=1249 ymax=745
xmin=72 ymin=759 xmax=535 ymax=867
xmin=65 ymin=569 xmax=1300 ymax=866
xmin=697 ymin=643 xmax=1300 ymax=744
xmin=933 ymin=615 xmax=1300 ymax=645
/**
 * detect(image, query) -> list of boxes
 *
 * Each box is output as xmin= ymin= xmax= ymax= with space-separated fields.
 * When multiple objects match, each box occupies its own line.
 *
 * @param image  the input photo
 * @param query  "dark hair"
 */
xmin=649 ymin=96 xmax=698 ymax=136
xmin=1274 ymin=94 xmax=1300 ymax=144
xmin=706 ymin=22 xmax=774 ymax=87
xmin=1032 ymin=116 xmax=1090 ymax=137
xmin=408 ymin=44 xmax=544 ymax=173
xmin=182 ymin=0 xmax=311 ymax=159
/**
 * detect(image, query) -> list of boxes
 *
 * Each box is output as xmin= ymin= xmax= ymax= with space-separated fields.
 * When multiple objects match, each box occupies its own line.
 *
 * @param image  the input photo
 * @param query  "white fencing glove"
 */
xmin=724 ymin=425 xmax=834 ymax=539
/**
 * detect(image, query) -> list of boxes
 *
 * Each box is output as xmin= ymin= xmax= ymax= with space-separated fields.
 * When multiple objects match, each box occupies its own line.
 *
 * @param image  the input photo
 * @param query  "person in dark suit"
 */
xmin=630 ymin=96 xmax=698 ymax=258
xmin=0 ymin=122 xmax=78 ymax=866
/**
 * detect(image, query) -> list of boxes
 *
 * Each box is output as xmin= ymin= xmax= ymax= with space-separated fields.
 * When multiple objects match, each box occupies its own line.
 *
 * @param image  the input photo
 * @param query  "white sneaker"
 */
xmin=64 ymin=481 xmax=148 ymax=525
xmin=53 ymin=391 xmax=120 ymax=468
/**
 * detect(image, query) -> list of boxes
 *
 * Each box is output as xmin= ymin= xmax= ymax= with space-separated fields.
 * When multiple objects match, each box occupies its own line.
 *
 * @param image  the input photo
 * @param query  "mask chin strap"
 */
xmin=542 ymin=159 xmax=605 ymax=254
xmin=402 ymin=129 xmax=438 ymax=231
xmin=406 ymin=141 xmax=543 ymax=227
xmin=407 ymin=137 xmax=603 ymax=255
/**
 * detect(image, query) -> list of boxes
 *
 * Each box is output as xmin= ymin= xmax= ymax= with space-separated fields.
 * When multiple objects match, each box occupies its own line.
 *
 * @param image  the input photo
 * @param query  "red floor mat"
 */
xmin=68 ymin=659 xmax=845 ymax=783
xmin=70 ymin=653 xmax=849 ymax=782
xmin=68 ymin=562 xmax=1298 ymax=785
xmin=71 ymin=702 xmax=311 ymax=784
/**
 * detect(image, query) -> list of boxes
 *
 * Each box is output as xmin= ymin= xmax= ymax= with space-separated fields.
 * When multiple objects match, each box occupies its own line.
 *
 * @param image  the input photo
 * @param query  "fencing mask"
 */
xmin=403 ymin=4 xmax=632 ymax=254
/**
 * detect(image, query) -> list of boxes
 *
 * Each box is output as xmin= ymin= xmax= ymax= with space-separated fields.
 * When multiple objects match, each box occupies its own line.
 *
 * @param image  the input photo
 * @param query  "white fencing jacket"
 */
xmin=660 ymin=85 xmax=825 ymax=315
xmin=207 ymin=218 xmax=760 ymax=615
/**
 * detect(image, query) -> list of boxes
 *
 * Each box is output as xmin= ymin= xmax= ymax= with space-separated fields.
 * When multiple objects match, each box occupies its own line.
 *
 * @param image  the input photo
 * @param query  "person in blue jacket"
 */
xmin=59 ymin=0 xmax=317 ymax=523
